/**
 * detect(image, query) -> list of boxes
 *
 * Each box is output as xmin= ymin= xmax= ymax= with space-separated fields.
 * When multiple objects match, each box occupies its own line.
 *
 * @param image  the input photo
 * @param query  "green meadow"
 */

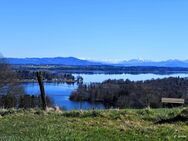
xmin=0 ymin=108 xmax=187 ymax=141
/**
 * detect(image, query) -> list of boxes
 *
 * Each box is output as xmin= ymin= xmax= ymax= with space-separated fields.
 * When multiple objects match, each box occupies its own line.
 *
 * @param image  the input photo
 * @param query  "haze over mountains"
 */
xmin=6 ymin=57 xmax=188 ymax=68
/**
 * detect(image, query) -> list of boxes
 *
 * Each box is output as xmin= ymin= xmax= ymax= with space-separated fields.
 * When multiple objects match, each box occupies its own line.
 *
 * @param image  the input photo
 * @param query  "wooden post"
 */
xmin=36 ymin=72 xmax=47 ymax=111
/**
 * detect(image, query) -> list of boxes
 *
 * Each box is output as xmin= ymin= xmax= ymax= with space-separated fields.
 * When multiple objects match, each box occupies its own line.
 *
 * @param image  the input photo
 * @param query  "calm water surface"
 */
xmin=25 ymin=73 xmax=188 ymax=110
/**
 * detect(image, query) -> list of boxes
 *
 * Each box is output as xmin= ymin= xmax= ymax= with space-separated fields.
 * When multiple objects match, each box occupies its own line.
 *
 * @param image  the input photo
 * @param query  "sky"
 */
xmin=0 ymin=0 xmax=188 ymax=62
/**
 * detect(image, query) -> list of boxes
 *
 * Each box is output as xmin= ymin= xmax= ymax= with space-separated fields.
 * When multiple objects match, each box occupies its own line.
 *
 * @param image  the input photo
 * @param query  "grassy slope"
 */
xmin=0 ymin=108 xmax=187 ymax=141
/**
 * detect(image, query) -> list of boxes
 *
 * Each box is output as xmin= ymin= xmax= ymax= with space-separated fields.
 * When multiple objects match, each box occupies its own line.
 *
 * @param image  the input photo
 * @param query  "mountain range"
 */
xmin=5 ymin=57 xmax=188 ymax=68
xmin=6 ymin=57 xmax=102 ymax=66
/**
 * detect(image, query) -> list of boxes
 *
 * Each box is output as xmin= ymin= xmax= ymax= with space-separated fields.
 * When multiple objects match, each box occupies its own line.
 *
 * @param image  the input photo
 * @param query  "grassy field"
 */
xmin=0 ymin=108 xmax=187 ymax=141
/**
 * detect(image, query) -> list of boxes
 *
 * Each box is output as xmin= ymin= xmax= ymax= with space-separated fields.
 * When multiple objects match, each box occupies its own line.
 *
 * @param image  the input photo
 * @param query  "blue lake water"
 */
xmin=25 ymin=73 xmax=188 ymax=110
xmin=24 ymin=83 xmax=104 ymax=110
xmin=73 ymin=73 xmax=188 ymax=83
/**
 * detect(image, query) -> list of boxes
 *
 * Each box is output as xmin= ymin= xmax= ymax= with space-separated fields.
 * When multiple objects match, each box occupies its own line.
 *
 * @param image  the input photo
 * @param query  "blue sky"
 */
xmin=0 ymin=0 xmax=188 ymax=61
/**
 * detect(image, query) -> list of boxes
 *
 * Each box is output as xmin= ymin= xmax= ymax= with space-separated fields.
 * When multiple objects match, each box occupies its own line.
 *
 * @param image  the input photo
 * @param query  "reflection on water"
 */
xmin=24 ymin=73 xmax=188 ymax=110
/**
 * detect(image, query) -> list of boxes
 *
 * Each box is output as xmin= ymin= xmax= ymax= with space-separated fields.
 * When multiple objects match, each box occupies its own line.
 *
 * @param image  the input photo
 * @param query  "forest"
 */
xmin=13 ymin=64 xmax=188 ymax=74
xmin=70 ymin=77 xmax=188 ymax=108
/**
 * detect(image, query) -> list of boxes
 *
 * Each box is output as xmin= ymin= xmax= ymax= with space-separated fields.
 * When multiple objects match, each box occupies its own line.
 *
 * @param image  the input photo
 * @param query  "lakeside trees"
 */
xmin=16 ymin=70 xmax=82 ymax=84
xmin=0 ymin=57 xmax=52 ymax=108
xmin=70 ymin=77 xmax=188 ymax=108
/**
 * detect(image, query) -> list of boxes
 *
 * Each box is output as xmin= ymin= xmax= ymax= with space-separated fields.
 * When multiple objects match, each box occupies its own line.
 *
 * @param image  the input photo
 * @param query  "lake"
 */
xmin=25 ymin=73 xmax=188 ymax=110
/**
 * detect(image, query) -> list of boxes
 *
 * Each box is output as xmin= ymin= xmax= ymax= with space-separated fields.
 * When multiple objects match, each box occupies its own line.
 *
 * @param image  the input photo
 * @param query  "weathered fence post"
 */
xmin=36 ymin=72 xmax=47 ymax=111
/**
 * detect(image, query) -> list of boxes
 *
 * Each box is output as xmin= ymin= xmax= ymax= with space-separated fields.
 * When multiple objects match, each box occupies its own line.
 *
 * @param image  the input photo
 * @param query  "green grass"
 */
xmin=0 ymin=108 xmax=187 ymax=141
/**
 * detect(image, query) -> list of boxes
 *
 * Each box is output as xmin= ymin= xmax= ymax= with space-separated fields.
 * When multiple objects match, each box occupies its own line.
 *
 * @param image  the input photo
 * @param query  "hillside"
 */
xmin=6 ymin=57 xmax=102 ymax=66
xmin=0 ymin=108 xmax=187 ymax=141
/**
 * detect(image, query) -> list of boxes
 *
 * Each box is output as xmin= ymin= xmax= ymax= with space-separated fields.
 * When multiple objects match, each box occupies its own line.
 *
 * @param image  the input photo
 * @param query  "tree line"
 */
xmin=70 ymin=77 xmax=188 ymax=108
xmin=16 ymin=70 xmax=83 ymax=83
xmin=13 ymin=64 xmax=188 ymax=74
